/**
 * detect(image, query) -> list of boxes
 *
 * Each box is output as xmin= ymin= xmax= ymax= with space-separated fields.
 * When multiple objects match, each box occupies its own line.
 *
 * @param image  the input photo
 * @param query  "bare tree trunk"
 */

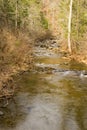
xmin=68 ymin=0 xmax=73 ymax=53
xmin=76 ymin=0 xmax=80 ymax=40
xmin=2 ymin=0 xmax=3 ymax=5
xmin=15 ymin=0 xmax=18 ymax=29
xmin=2 ymin=0 xmax=4 ymax=9
xmin=52 ymin=8 xmax=55 ymax=30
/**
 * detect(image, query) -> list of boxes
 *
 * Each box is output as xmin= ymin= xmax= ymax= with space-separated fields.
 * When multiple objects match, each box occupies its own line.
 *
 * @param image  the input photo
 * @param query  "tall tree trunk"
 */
xmin=2 ymin=0 xmax=3 ymax=5
xmin=76 ymin=0 xmax=79 ymax=40
xmin=68 ymin=0 xmax=73 ymax=53
xmin=15 ymin=0 xmax=18 ymax=29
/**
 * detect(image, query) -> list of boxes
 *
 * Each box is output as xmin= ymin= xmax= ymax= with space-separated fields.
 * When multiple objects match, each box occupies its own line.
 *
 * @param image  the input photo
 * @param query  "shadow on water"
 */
xmin=69 ymin=59 xmax=87 ymax=71
xmin=59 ymin=77 xmax=87 ymax=130
xmin=0 ymin=99 xmax=26 ymax=129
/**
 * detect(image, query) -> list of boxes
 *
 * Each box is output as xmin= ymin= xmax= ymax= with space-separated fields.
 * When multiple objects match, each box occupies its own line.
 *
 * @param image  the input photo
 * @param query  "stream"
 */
xmin=0 ymin=40 xmax=87 ymax=130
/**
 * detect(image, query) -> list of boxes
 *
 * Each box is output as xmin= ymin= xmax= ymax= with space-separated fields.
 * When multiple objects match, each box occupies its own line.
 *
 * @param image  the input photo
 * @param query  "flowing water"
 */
xmin=0 ymin=44 xmax=87 ymax=130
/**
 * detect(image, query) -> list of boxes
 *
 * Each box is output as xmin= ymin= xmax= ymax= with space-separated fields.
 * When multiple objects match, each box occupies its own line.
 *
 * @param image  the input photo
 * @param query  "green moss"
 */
xmin=15 ymin=41 xmax=21 ymax=46
xmin=40 ymin=12 xmax=49 ymax=29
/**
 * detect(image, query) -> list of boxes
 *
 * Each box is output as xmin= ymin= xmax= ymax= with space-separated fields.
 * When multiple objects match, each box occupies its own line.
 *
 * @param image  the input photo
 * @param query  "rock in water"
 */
xmin=0 ymin=111 xmax=4 ymax=116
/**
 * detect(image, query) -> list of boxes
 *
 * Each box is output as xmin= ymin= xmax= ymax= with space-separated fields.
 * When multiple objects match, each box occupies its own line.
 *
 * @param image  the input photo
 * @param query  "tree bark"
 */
xmin=15 ymin=0 xmax=18 ymax=29
xmin=68 ymin=0 xmax=73 ymax=53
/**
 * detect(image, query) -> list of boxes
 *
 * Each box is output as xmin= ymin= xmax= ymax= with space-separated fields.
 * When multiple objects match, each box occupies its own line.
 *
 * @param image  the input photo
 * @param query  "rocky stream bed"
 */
xmin=0 ymin=39 xmax=87 ymax=130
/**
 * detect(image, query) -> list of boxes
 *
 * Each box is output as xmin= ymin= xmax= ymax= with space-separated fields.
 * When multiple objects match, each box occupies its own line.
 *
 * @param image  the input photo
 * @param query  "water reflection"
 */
xmin=0 ymin=71 xmax=87 ymax=130
xmin=69 ymin=59 xmax=87 ymax=70
xmin=60 ymin=78 xmax=87 ymax=130
xmin=0 ymin=98 xmax=26 ymax=129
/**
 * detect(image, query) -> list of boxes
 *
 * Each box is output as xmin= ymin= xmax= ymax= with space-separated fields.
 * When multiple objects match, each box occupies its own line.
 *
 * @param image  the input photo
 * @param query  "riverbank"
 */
xmin=0 ymin=28 xmax=34 ymax=100
xmin=34 ymin=38 xmax=87 ymax=70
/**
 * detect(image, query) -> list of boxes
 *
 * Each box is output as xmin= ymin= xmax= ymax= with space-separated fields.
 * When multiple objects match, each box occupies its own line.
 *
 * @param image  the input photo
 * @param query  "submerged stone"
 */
xmin=0 ymin=111 xmax=4 ymax=116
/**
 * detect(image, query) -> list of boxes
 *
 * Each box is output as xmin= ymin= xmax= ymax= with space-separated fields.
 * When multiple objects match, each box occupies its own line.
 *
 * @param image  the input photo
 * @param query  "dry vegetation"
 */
xmin=0 ymin=28 xmax=33 ymax=99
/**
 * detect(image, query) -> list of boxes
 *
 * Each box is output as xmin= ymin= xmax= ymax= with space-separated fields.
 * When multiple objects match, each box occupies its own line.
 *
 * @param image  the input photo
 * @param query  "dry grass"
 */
xmin=0 ymin=28 xmax=33 ymax=99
